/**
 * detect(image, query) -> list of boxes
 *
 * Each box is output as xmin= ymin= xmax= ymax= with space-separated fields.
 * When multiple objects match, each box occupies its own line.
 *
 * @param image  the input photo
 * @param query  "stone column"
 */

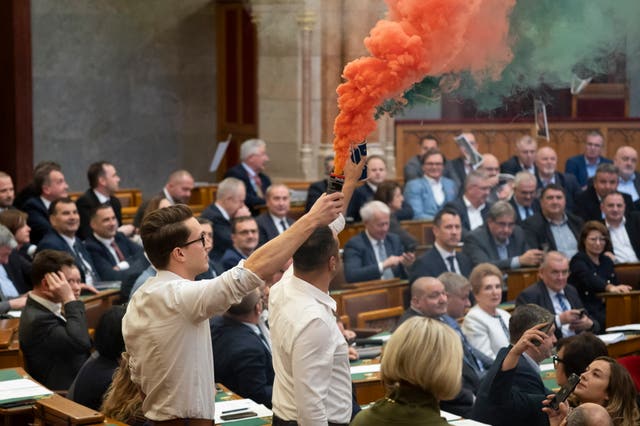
xmin=298 ymin=9 xmax=315 ymax=180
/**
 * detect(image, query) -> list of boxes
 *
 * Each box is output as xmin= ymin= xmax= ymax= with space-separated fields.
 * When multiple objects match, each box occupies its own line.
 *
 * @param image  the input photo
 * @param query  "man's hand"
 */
xmin=382 ymin=255 xmax=403 ymax=269
xmin=80 ymin=283 xmax=100 ymax=295
xmin=307 ymin=192 xmax=344 ymax=227
xmin=559 ymin=309 xmax=583 ymax=325
xmin=502 ymin=322 xmax=551 ymax=371
xmin=519 ymin=249 xmax=544 ymax=266
xmin=542 ymin=394 xmax=569 ymax=426
xmin=569 ymin=314 xmax=593 ymax=333
xmin=8 ymin=295 xmax=27 ymax=310
xmin=44 ymin=271 xmax=75 ymax=304
xmin=343 ymin=152 xmax=367 ymax=187
xmin=401 ymin=252 xmax=416 ymax=267
xmin=118 ymin=224 xmax=136 ymax=237
xmin=234 ymin=205 xmax=252 ymax=218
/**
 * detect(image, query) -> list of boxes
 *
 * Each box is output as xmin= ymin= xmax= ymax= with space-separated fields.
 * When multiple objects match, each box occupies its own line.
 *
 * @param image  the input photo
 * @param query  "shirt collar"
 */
xmin=606 ymin=216 xmax=626 ymax=229
xmin=365 ymin=230 xmax=384 ymax=246
xmin=59 ymin=233 xmax=77 ymax=249
xmin=92 ymin=189 xmax=110 ymax=203
xmin=434 ymin=242 xmax=456 ymax=258
xmin=620 ymin=173 xmax=637 ymax=184
xmin=425 ymin=175 xmax=440 ymax=185
xmin=241 ymin=162 xmax=256 ymax=178
xmin=40 ymin=196 xmax=52 ymax=210
xmin=29 ymin=292 xmax=63 ymax=318
xmin=93 ymin=233 xmax=115 ymax=246
xmin=463 ymin=196 xmax=485 ymax=211
xmin=214 ymin=202 xmax=231 ymax=221
xmin=162 ymin=188 xmax=175 ymax=205
xmin=290 ymin=274 xmax=336 ymax=312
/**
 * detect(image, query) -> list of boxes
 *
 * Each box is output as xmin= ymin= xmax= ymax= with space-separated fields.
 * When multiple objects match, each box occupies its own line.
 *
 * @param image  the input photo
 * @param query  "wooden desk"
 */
xmin=351 ymin=360 xmax=385 ymax=405
xmin=331 ymin=279 xmax=408 ymax=323
xmin=607 ymin=335 xmax=640 ymax=358
xmin=506 ymin=268 xmax=538 ymax=301
xmin=0 ymin=320 xmax=21 ymax=370
xmin=598 ymin=291 xmax=640 ymax=328
xmin=82 ymin=289 xmax=121 ymax=330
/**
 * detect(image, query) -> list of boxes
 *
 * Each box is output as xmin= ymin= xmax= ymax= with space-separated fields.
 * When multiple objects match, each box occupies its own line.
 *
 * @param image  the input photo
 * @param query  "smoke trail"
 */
xmin=332 ymin=0 xmax=515 ymax=174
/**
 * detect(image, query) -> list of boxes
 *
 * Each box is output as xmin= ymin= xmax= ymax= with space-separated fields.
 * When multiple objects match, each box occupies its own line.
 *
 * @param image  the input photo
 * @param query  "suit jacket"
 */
xmin=210 ymin=315 xmax=274 ymax=407
xmin=569 ymin=252 xmax=616 ymax=329
xmin=404 ymin=176 xmax=458 ymax=220
xmin=403 ymin=155 xmax=423 ymax=183
xmin=84 ymin=233 xmax=146 ymax=282
xmin=409 ymin=247 xmax=473 ymax=284
xmin=564 ymin=155 xmax=612 ymax=188
xmin=515 ymin=281 xmax=600 ymax=340
xmin=620 ymin=212 xmax=640 ymax=260
xmin=304 ymin=179 xmax=327 ymax=213
xmin=224 ymin=164 xmax=271 ymax=216
xmin=255 ymin=212 xmax=294 ymax=246
xmin=75 ymin=189 xmax=123 ymax=240
xmin=347 ymin=184 xmax=413 ymax=222
xmin=23 ymin=196 xmax=53 ymax=245
xmin=574 ymin=185 xmax=635 ymax=222
xmin=220 ymin=247 xmax=247 ymax=272
xmin=536 ymin=172 xmax=581 ymax=213
xmin=500 ymin=156 xmax=536 ymax=176
xmin=471 ymin=346 xmax=551 ymax=426
xmin=18 ymin=297 xmax=91 ymax=390
xmin=463 ymin=223 xmax=531 ymax=270
xmin=343 ymin=232 xmax=407 ymax=283
xmin=36 ymin=231 xmax=100 ymax=283
xmin=509 ymin=197 xmax=541 ymax=225
xmin=443 ymin=157 xmax=468 ymax=193
xmin=3 ymin=249 xmax=32 ymax=296
xmin=201 ymin=204 xmax=233 ymax=261
xmin=444 ymin=198 xmax=491 ymax=234
xmin=522 ymin=212 xmax=583 ymax=253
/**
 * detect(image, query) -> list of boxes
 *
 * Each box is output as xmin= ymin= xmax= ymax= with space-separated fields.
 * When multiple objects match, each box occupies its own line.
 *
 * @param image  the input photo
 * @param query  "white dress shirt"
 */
xmin=607 ymin=218 xmax=639 ymax=263
xmin=425 ymin=176 xmax=445 ymax=205
xmin=546 ymin=287 xmax=575 ymax=338
xmin=463 ymin=196 xmax=485 ymax=231
xmin=462 ymin=305 xmax=511 ymax=360
xmin=270 ymin=274 xmax=351 ymax=425
xmin=122 ymin=261 xmax=263 ymax=421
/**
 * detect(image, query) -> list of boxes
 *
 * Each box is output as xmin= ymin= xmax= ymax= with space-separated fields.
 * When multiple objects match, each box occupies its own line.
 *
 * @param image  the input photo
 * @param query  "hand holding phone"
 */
xmin=549 ymin=373 xmax=580 ymax=410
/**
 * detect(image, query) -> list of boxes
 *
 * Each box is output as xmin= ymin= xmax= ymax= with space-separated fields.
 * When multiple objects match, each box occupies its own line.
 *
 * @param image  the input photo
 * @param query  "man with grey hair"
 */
xmin=614 ymin=145 xmax=640 ymax=203
xmin=225 ymin=138 xmax=272 ymax=215
xmin=0 ymin=224 xmax=27 ymax=313
xmin=445 ymin=170 xmax=493 ymax=234
xmin=343 ymin=200 xmax=414 ymax=283
xmin=565 ymin=130 xmax=612 ymax=189
xmin=201 ymin=177 xmax=251 ymax=260
xmin=510 ymin=171 xmax=540 ymax=224
xmin=565 ymin=402 xmax=613 ymax=426
xmin=501 ymin=135 xmax=537 ymax=176
xmin=535 ymin=146 xmax=581 ymax=212
xmin=463 ymin=201 xmax=543 ymax=270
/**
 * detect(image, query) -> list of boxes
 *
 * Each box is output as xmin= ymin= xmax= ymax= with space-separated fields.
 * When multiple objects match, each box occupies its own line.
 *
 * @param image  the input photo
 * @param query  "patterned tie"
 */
xmin=446 ymin=255 xmax=456 ymax=273
xmin=73 ymin=241 xmax=97 ymax=285
xmin=377 ymin=240 xmax=394 ymax=279
xmin=556 ymin=293 xmax=569 ymax=312
xmin=252 ymin=174 xmax=264 ymax=198
xmin=495 ymin=314 xmax=510 ymax=339
xmin=110 ymin=241 xmax=125 ymax=262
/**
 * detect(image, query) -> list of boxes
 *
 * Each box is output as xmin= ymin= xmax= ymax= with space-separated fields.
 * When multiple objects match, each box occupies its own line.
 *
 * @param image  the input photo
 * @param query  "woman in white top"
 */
xmin=462 ymin=263 xmax=511 ymax=360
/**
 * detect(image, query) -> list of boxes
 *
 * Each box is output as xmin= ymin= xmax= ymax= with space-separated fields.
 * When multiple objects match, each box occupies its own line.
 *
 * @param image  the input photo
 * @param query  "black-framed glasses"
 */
xmin=180 ymin=232 xmax=206 ymax=248
xmin=552 ymin=354 xmax=564 ymax=368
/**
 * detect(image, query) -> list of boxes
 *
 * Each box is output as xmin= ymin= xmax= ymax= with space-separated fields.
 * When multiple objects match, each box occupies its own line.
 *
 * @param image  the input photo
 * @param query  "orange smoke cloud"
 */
xmin=332 ymin=0 xmax=515 ymax=174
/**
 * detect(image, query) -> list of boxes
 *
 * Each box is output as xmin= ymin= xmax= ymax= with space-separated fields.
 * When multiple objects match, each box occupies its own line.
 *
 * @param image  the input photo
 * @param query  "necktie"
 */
xmin=252 ymin=174 xmax=264 ymax=198
xmin=73 ymin=241 xmax=97 ymax=285
xmin=446 ymin=255 xmax=456 ymax=273
xmin=280 ymin=219 xmax=288 ymax=233
xmin=257 ymin=329 xmax=271 ymax=353
xmin=495 ymin=314 xmax=510 ymax=339
xmin=377 ymin=241 xmax=394 ymax=279
xmin=443 ymin=317 xmax=484 ymax=374
xmin=110 ymin=241 xmax=125 ymax=262
xmin=556 ymin=293 xmax=569 ymax=312
xmin=525 ymin=206 xmax=533 ymax=217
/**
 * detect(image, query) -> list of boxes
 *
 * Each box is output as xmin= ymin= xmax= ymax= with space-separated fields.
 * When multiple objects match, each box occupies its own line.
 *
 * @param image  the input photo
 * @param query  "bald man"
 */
xmin=133 ymin=170 xmax=195 ymax=227
xmin=534 ymin=146 xmax=581 ymax=212
xmin=566 ymin=402 xmax=613 ymax=426
xmin=614 ymin=146 xmax=640 ymax=203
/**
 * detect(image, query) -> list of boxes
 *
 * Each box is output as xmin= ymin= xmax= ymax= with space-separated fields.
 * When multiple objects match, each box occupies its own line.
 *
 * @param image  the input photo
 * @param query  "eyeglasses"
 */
xmin=180 ymin=232 xmax=206 ymax=248
xmin=552 ymin=354 xmax=564 ymax=368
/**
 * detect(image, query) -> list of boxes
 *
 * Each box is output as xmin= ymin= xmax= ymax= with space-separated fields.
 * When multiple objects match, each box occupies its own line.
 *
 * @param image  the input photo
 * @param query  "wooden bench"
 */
xmin=331 ymin=279 xmax=408 ymax=325
xmin=598 ymin=290 xmax=640 ymax=328
xmin=82 ymin=289 xmax=121 ymax=330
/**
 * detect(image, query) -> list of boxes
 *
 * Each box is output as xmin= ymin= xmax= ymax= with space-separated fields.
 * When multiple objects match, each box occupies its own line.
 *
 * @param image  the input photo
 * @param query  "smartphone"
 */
xmin=576 ymin=308 xmax=586 ymax=318
xmin=220 ymin=411 xmax=258 ymax=421
xmin=532 ymin=321 xmax=553 ymax=347
xmin=350 ymin=142 xmax=368 ymax=181
xmin=550 ymin=373 xmax=580 ymax=410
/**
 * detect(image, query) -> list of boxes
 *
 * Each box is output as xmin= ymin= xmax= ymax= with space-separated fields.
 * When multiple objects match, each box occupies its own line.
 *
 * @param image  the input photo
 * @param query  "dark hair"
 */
xmin=557 ymin=333 xmax=608 ymax=378
xmin=31 ymin=249 xmax=76 ymax=286
xmin=509 ymin=304 xmax=554 ymax=344
xmin=374 ymin=181 xmax=402 ymax=205
xmin=33 ymin=162 xmax=62 ymax=194
xmin=87 ymin=161 xmax=111 ymax=189
xmin=89 ymin=203 xmax=115 ymax=220
xmin=433 ymin=207 xmax=459 ymax=227
xmin=578 ymin=220 xmax=613 ymax=253
xmin=95 ymin=305 xmax=126 ymax=361
xmin=595 ymin=163 xmax=619 ymax=178
xmin=231 ymin=216 xmax=257 ymax=234
xmin=0 ymin=209 xmax=28 ymax=235
xmin=48 ymin=197 xmax=75 ymax=217
xmin=140 ymin=204 xmax=193 ymax=270
xmin=293 ymin=226 xmax=338 ymax=272
xmin=601 ymin=191 xmax=626 ymax=205
xmin=227 ymin=289 xmax=261 ymax=316
xmin=540 ymin=183 xmax=567 ymax=199
xmin=420 ymin=134 xmax=439 ymax=145
xmin=142 ymin=195 xmax=170 ymax=221
xmin=196 ymin=217 xmax=213 ymax=227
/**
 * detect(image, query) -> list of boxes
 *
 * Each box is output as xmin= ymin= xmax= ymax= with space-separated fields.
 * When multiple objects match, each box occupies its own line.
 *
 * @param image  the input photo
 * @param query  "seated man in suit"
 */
xmin=0 ymin=225 xmax=27 ymax=313
xmin=444 ymin=170 xmax=492 ymax=234
xmin=509 ymin=171 xmax=540 ymax=225
xmin=535 ymin=146 xmax=581 ymax=212
xmin=410 ymin=207 xmax=473 ymax=284
xmin=565 ymin=131 xmax=612 ymax=189
xmin=256 ymin=184 xmax=295 ymax=246
xmin=397 ymin=276 xmax=490 ymax=417
xmin=523 ymin=184 xmax=583 ymax=259
xmin=614 ymin=145 xmax=640 ymax=203
xmin=574 ymin=163 xmax=635 ymax=222
xmin=211 ymin=288 xmax=274 ymax=407
xmin=500 ymin=134 xmax=537 ymax=176
xmin=404 ymin=149 xmax=458 ymax=220
xmin=516 ymin=251 xmax=599 ymax=340
xmin=403 ymin=134 xmax=440 ymax=183
xmin=23 ymin=162 xmax=69 ymax=245
xmin=0 ymin=172 xmax=15 ymax=212
xmin=444 ymin=132 xmax=477 ymax=192
xmin=200 ymin=177 xmax=251 ymax=261
xmin=220 ymin=216 xmax=259 ymax=272
xmin=224 ymin=138 xmax=271 ymax=216
xmin=471 ymin=303 xmax=556 ymax=426
xmin=463 ymin=201 xmax=543 ymax=270
xmin=36 ymin=198 xmax=100 ymax=285
xmin=19 ymin=250 xmax=91 ymax=390
xmin=602 ymin=192 xmax=640 ymax=263
xmin=76 ymin=161 xmax=134 ymax=240
xmin=343 ymin=200 xmax=415 ymax=283
xmin=85 ymin=204 xmax=147 ymax=286
xmin=133 ymin=170 xmax=195 ymax=227
xmin=305 ymin=154 xmax=333 ymax=212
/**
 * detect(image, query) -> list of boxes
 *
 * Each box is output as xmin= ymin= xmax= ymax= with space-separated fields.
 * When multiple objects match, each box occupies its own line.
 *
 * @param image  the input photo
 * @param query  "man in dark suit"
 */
xmin=84 ymin=204 xmax=147 ymax=291
xmin=522 ymin=184 xmax=583 ymax=259
xmin=410 ymin=208 xmax=473 ymax=284
xmin=500 ymin=134 xmax=537 ymax=176
xmin=220 ymin=217 xmax=259 ymax=272
xmin=200 ymin=177 xmax=252 ymax=261
xmin=224 ymin=138 xmax=272 ymax=216
xmin=343 ymin=201 xmax=415 ymax=283
xmin=564 ymin=131 xmax=612 ymax=189
xmin=614 ymin=145 xmax=640 ymax=204
xmin=19 ymin=250 xmax=91 ymax=390
xmin=76 ymin=161 xmax=133 ymax=240
xmin=305 ymin=154 xmax=333 ymax=212
xmin=574 ymin=163 xmax=635 ymax=222
xmin=535 ymin=146 xmax=581 ymax=212
xmin=516 ymin=251 xmax=599 ymax=340
xmin=256 ymin=184 xmax=295 ymax=246
xmin=602 ymin=192 xmax=640 ymax=263
xmin=471 ymin=304 xmax=556 ymax=426
xmin=444 ymin=170 xmax=492 ymax=235
xmin=463 ymin=201 xmax=543 ymax=270
xmin=36 ymin=198 xmax=100 ymax=285
xmin=444 ymin=132 xmax=476 ymax=191
xmin=0 ymin=172 xmax=15 ymax=212
xmin=23 ymin=163 xmax=69 ymax=245
xmin=211 ymin=289 xmax=274 ymax=407
xmin=509 ymin=171 xmax=540 ymax=225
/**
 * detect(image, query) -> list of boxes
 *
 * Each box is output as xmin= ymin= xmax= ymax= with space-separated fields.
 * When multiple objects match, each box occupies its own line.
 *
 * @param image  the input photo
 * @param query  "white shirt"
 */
xmin=93 ymin=189 xmax=110 ymax=204
xmin=93 ymin=233 xmax=129 ymax=269
xmin=607 ymin=218 xmax=639 ymax=263
xmin=462 ymin=305 xmax=511 ymax=360
xmin=434 ymin=242 xmax=460 ymax=274
xmin=122 ymin=261 xmax=263 ymax=421
xmin=425 ymin=176 xmax=445 ymax=205
xmin=545 ymin=287 xmax=575 ymax=338
xmin=270 ymin=213 xmax=288 ymax=234
xmin=270 ymin=274 xmax=351 ymax=425
xmin=463 ymin=196 xmax=485 ymax=231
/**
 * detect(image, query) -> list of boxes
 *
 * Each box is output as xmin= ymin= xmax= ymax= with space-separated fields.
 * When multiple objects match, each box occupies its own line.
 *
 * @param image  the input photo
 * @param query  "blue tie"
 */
xmin=556 ymin=293 xmax=569 ymax=312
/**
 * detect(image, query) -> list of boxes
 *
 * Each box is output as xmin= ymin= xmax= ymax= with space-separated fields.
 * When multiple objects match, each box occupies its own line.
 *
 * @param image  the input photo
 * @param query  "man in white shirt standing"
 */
xmin=270 ymin=225 xmax=352 ymax=426
xmin=122 ymin=193 xmax=344 ymax=423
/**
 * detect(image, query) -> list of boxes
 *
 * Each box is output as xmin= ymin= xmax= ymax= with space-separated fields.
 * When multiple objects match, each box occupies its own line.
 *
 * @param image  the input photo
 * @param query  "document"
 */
xmin=209 ymin=134 xmax=232 ymax=172
xmin=0 ymin=379 xmax=52 ymax=405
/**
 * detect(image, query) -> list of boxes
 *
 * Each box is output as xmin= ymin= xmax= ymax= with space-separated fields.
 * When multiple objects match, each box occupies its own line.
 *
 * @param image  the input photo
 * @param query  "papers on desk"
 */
xmin=0 ymin=379 xmax=52 ymax=406
xmin=606 ymin=324 xmax=640 ymax=333
xmin=450 ymin=420 xmax=490 ymax=425
xmin=350 ymin=363 xmax=381 ymax=375
xmin=441 ymin=410 xmax=462 ymax=421
xmin=441 ymin=411 xmax=490 ymax=425
xmin=214 ymin=398 xmax=271 ymax=424
xmin=598 ymin=332 xmax=626 ymax=344
xmin=5 ymin=311 xmax=20 ymax=318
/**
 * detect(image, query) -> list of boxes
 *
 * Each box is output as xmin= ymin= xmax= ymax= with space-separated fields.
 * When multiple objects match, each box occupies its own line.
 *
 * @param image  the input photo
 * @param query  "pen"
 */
xmin=221 ymin=407 xmax=249 ymax=414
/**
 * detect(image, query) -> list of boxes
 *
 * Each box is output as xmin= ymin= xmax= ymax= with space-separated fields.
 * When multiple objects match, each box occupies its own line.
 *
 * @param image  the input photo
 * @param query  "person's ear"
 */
xmin=329 ymin=255 xmax=337 ymax=272
xmin=171 ymin=247 xmax=186 ymax=263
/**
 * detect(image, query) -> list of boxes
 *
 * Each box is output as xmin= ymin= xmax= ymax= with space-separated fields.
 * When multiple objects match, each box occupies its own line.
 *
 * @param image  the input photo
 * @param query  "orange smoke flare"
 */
xmin=332 ymin=0 xmax=515 ymax=174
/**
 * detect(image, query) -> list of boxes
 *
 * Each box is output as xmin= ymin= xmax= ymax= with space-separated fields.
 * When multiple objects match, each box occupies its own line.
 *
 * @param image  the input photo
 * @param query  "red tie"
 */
xmin=252 ymin=174 xmax=264 ymax=198
xmin=110 ymin=241 xmax=125 ymax=262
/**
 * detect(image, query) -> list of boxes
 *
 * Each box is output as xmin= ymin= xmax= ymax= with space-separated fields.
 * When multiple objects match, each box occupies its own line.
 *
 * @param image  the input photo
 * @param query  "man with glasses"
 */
xmin=220 ymin=217 xmax=260 ymax=272
xmin=509 ymin=171 xmax=540 ymax=225
xmin=565 ymin=131 xmax=612 ymax=189
xmin=515 ymin=251 xmax=598 ymax=340
xmin=463 ymin=201 xmax=543 ymax=271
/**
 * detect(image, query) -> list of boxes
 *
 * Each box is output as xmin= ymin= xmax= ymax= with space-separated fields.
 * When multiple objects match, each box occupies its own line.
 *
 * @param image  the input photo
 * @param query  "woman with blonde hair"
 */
xmin=350 ymin=317 xmax=462 ymax=425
